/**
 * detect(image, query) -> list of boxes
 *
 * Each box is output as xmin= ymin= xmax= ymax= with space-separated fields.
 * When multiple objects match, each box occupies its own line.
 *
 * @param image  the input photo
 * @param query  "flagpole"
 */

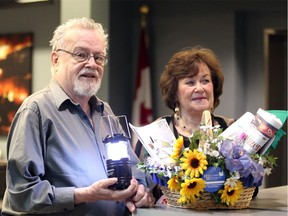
xmin=139 ymin=4 xmax=149 ymax=50
xmin=132 ymin=4 xmax=153 ymax=158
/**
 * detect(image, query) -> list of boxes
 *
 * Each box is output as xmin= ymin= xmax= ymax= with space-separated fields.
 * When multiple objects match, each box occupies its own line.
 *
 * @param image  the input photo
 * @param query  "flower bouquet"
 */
xmin=136 ymin=110 xmax=286 ymax=210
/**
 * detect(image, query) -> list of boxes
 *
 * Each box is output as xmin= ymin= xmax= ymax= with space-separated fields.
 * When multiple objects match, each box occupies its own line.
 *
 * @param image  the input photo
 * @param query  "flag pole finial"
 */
xmin=140 ymin=4 xmax=149 ymax=27
xmin=140 ymin=4 xmax=149 ymax=15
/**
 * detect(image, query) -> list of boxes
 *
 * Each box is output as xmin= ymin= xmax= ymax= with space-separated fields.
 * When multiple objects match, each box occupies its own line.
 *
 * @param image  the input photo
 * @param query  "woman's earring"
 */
xmin=174 ymin=107 xmax=180 ymax=120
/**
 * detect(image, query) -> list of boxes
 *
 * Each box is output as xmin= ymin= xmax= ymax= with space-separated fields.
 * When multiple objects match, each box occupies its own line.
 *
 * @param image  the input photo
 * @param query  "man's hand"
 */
xmin=74 ymin=177 xmax=138 ymax=204
xmin=125 ymin=183 xmax=155 ymax=213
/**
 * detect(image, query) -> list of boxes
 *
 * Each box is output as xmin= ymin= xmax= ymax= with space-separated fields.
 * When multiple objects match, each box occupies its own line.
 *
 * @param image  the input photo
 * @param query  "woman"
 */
xmin=153 ymin=46 xmax=259 ymax=202
xmin=159 ymin=46 xmax=234 ymax=147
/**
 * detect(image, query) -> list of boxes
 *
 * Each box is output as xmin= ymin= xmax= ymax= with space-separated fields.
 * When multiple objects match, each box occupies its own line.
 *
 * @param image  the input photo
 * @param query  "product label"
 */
xmin=203 ymin=166 xmax=225 ymax=192
xmin=243 ymin=128 xmax=269 ymax=153
xmin=251 ymin=114 xmax=278 ymax=138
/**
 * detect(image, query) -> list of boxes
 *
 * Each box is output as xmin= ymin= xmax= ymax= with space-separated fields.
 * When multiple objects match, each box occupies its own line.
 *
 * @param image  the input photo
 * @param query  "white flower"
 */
xmin=230 ymin=171 xmax=240 ymax=179
xmin=258 ymin=157 xmax=267 ymax=166
xmin=264 ymin=167 xmax=272 ymax=175
xmin=207 ymin=125 xmax=213 ymax=130
xmin=211 ymin=150 xmax=220 ymax=157
xmin=166 ymin=169 xmax=172 ymax=178
xmin=199 ymin=125 xmax=206 ymax=130
xmin=224 ymin=177 xmax=238 ymax=188
xmin=211 ymin=138 xmax=218 ymax=143
xmin=197 ymin=147 xmax=204 ymax=153
xmin=174 ymin=165 xmax=181 ymax=172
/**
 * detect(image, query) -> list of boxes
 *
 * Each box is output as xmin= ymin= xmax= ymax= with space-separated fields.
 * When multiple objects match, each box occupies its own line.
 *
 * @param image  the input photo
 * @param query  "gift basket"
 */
xmin=133 ymin=109 xmax=287 ymax=210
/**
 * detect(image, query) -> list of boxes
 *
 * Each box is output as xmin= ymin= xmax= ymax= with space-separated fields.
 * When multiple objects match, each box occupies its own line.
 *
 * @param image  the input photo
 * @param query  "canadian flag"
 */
xmin=131 ymin=22 xmax=153 ymax=152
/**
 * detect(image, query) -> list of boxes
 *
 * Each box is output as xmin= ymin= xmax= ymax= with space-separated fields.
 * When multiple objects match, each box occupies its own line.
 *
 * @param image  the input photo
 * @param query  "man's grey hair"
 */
xmin=49 ymin=17 xmax=109 ymax=53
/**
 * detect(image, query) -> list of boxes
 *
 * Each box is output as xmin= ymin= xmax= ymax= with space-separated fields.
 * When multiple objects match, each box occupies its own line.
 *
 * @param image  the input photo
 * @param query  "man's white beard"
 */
xmin=74 ymin=78 xmax=101 ymax=97
xmin=73 ymin=68 xmax=101 ymax=97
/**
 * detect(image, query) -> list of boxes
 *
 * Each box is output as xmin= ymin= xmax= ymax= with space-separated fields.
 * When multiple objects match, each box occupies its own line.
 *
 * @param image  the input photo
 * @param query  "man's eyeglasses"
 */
xmin=57 ymin=49 xmax=108 ymax=65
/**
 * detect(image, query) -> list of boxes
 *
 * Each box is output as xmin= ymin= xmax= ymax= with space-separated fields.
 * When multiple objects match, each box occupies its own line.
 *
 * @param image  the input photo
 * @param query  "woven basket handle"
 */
xmin=199 ymin=110 xmax=213 ymax=148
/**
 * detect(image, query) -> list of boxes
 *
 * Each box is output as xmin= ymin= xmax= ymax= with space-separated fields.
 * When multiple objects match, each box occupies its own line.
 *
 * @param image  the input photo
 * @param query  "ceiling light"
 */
xmin=16 ymin=0 xmax=49 ymax=3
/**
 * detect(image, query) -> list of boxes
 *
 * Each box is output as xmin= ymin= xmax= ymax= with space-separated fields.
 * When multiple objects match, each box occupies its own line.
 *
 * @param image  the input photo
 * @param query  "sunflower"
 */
xmin=170 ymin=136 xmax=184 ymax=160
xmin=218 ymin=180 xmax=244 ymax=205
xmin=179 ymin=178 xmax=206 ymax=202
xmin=180 ymin=149 xmax=208 ymax=178
xmin=167 ymin=176 xmax=181 ymax=192
xmin=177 ymin=194 xmax=190 ymax=204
